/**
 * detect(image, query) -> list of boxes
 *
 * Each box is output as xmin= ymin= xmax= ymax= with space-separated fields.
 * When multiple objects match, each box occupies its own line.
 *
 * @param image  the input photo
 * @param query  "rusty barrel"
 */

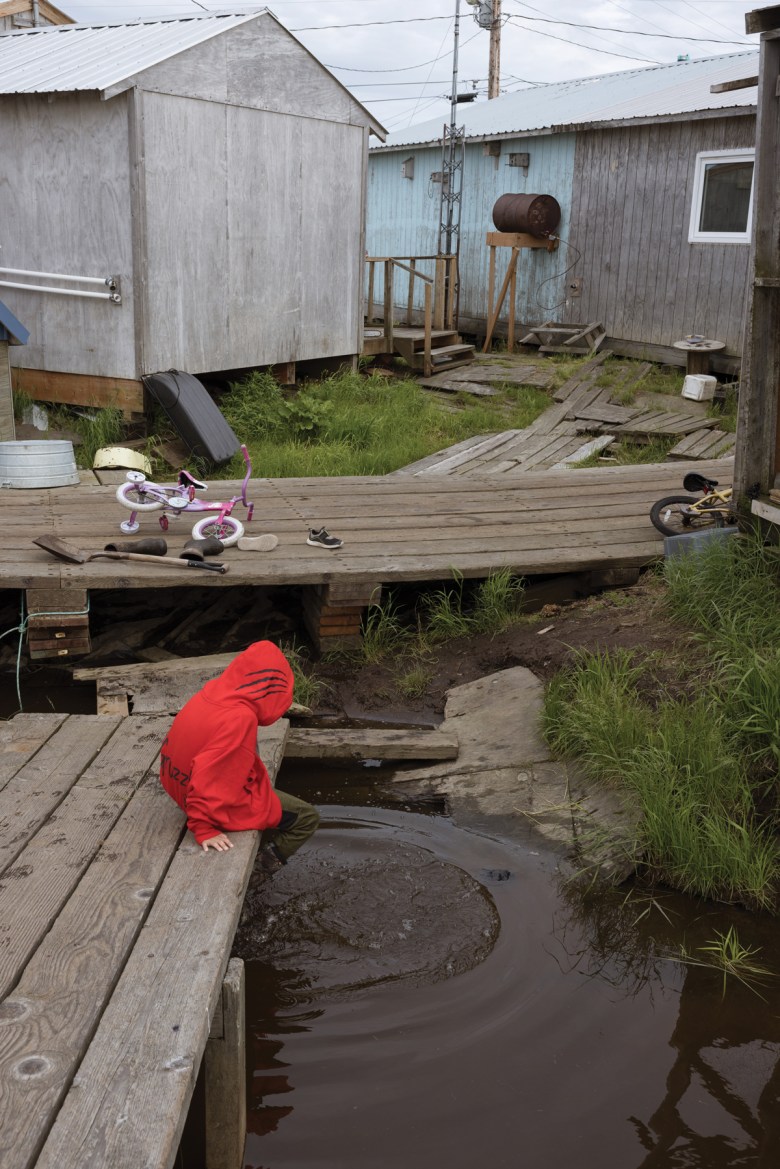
xmin=492 ymin=193 xmax=561 ymax=238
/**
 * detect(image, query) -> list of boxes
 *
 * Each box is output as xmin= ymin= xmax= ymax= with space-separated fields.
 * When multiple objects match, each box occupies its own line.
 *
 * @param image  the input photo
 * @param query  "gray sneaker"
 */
xmin=307 ymin=527 xmax=343 ymax=550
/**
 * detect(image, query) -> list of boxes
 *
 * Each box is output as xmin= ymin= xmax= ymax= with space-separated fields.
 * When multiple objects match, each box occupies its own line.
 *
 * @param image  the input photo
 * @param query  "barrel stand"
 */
xmin=483 ymin=231 xmax=558 ymax=353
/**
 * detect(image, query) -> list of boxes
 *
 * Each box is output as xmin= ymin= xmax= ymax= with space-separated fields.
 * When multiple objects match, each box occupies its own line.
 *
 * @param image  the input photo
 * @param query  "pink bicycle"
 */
xmin=115 ymin=444 xmax=254 ymax=546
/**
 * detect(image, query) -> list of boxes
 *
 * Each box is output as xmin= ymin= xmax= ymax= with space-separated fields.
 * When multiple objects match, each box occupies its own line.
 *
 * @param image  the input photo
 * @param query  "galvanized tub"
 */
xmin=0 ymin=440 xmax=80 ymax=488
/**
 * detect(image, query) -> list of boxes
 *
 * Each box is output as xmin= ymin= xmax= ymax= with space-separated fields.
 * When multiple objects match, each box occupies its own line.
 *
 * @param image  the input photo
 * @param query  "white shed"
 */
xmin=0 ymin=13 xmax=385 ymax=414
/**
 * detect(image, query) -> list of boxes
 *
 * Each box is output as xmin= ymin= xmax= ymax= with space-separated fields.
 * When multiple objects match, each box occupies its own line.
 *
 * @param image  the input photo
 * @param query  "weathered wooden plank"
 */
xmin=0 ymin=715 xmax=169 ymax=1001
xmin=33 ymin=722 xmax=289 ymax=1169
xmin=285 ymin=727 xmax=459 ymax=760
xmin=205 ymin=959 xmax=246 ymax=1169
xmin=0 ymin=771 xmax=184 ymax=1169
xmin=550 ymin=434 xmax=616 ymax=469
xmin=571 ymin=402 xmax=641 ymax=425
xmin=0 ymin=715 xmax=121 ymax=875
xmin=0 ymin=713 xmax=67 ymax=792
xmin=551 ymin=352 xmax=611 ymax=401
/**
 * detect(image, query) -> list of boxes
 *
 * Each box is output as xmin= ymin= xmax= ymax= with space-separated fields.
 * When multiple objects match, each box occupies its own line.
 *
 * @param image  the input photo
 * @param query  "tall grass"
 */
xmin=216 ymin=368 xmax=550 ymax=477
xmin=543 ymin=648 xmax=780 ymax=910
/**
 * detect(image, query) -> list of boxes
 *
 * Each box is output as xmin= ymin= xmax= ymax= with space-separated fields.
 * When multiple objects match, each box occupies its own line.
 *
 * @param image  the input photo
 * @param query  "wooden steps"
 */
xmin=392 ymin=328 xmax=476 ymax=372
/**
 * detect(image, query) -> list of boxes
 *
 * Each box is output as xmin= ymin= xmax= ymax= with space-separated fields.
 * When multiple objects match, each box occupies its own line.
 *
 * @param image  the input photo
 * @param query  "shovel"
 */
xmin=33 ymin=535 xmax=229 ymax=574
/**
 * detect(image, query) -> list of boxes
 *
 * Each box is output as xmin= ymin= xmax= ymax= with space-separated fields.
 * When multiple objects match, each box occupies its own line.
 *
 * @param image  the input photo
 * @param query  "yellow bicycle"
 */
xmin=650 ymin=473 xmax=737 ymax=537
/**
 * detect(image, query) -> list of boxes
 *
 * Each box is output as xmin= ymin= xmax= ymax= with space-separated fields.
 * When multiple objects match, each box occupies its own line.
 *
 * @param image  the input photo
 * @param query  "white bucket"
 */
xmin=682 ymin=374 xmax=716 ymax=402
xmin=0 ymin=440 xmax=80 ymax=488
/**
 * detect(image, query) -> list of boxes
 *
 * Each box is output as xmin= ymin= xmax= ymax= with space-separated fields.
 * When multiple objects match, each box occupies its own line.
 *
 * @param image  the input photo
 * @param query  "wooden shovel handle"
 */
xmin=92 ymin=552 xmax=228 ymax=573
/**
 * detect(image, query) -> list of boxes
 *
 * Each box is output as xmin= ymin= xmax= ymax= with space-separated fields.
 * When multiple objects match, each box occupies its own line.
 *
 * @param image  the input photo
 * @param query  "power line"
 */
xmin=505 ymin=4 xmax=752 ymax=45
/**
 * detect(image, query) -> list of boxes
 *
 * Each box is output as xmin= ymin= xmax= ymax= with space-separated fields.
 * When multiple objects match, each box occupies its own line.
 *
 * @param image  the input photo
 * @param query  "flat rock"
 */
xmin=393 ymin=666 xmax=640 ymax=879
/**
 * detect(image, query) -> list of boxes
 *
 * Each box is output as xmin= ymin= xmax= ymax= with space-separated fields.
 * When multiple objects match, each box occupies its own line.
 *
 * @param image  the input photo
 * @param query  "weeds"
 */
xmin=283 ymin=640 xmax=327 ymax=709
xmin=361 ymin=595 xmax=412 ymax=663
xmin=678 ymin=926 xmax=774 ymax=997
xmin=543 ymin=646 xmax=780 ymax=911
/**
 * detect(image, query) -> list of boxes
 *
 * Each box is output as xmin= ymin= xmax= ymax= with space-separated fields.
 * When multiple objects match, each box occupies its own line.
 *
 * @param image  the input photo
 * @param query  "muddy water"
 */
xmin=239 ymin=767 xmax=780 ymax=1169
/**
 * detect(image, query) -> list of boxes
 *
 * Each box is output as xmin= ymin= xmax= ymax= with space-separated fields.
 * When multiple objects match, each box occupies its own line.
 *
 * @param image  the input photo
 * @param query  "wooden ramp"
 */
xmin=0 ymin=710 xmax=287 ymax=1169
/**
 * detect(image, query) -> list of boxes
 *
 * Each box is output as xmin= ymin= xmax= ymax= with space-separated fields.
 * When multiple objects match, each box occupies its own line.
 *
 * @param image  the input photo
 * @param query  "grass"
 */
xmin=283 ymin=640 xmax=328 ymax=710
xmin=215 ymin=367 xmax=551 ymax=479
xmin=13 ymin=353 xmax=703 ymax=479
xmin=678 ymin=926 xmax=775 ymax=997
xmin=543 ymin=533 xmax=780 ymax=911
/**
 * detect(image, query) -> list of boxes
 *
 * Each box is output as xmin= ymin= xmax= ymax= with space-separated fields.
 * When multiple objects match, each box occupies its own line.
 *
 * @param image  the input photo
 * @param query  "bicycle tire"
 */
xmin=191 ymin=515 xmax=244 ymax=546
xmin=649 ymin=494 xmax=725 ymax=538
xmin=116 ymin=481 xmax=164 ymax=512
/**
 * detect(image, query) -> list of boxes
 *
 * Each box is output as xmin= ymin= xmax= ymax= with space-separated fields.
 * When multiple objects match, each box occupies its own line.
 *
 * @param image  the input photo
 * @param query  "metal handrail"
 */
xmin=0 ymin=267 xmax=122 ymax=303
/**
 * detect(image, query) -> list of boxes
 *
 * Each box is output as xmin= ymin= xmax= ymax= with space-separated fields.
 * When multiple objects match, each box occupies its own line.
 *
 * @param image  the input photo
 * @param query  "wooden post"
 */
xmin=383 ymin=261 xmax=394 ymax=353
xmin=367 ymin=261 xmax=376 ymax=324
xmin=205 ymin=959 xmax=246 ymax=1169
xmin=734 ymin=25 xmax=780 ymax=496
xmin=433 ymin=256 xmax=445 ymax=330
xmin=486 ymin=243 xmax=496 ymax=339
xmin=447 ymin=254 xmax=458 ymax=329
xmin=483 ymin=248 xmax=519 ymax=352
xmin=508 ymin=252 xmax=518 ymax=352
xmin=423 ymin=282 xmax=433 ymax=377
xmin=406 ymin=258 xmax=416 ymax=325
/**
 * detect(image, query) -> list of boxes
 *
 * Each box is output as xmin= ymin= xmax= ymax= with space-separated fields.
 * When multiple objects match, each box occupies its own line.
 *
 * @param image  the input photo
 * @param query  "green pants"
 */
xmin=265 ymin=789 xmax=320 ymax=861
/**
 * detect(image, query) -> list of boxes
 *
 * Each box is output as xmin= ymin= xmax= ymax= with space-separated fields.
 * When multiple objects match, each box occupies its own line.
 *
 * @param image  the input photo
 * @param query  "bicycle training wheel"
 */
xmin=115 ymin=481 xmax=164 ymax=512
xmin=191 ymin=516 xmax=244 ymax=546
xmin=649 ymin=494 xmax=725 ymax=538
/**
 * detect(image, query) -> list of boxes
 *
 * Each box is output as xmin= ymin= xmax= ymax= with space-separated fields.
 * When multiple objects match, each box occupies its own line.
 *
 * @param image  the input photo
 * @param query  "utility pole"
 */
xmin=468 ymin=0 xmax=502 ymax=98
xmin=488 ymin=0 xmax=502 ymax=99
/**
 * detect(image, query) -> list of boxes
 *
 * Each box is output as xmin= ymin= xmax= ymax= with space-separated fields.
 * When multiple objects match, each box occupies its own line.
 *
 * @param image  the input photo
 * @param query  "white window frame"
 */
xmin=688 ymin=148 xmax=755 ymax=244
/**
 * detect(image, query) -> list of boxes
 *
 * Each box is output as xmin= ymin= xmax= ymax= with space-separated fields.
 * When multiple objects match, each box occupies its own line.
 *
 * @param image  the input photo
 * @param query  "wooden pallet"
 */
xmin=520 ymin=321 xmax=606 ymax=355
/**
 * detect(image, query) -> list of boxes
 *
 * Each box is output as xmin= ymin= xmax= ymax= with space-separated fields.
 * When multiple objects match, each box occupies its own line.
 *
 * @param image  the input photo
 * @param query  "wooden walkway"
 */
xmin=0 ymin=459 xmax=734 ymax=592
xmin=0 ymin=710 xmax=287 ymax=1169
xmin=398 ymin=355 xmax=736 ymax=475
xmin=0 ymin=455 xmax=733 ymax=650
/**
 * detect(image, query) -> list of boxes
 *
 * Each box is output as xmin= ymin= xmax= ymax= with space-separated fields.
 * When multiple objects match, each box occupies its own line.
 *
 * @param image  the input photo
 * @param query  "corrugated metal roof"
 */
xmin=374 ymin=51 xmax=759 ymax=151
xmin=0 ymin=12 xmax=260 ymax=94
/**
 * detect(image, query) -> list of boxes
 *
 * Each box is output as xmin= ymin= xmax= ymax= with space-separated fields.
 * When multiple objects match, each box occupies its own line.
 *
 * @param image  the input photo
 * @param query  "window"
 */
xmin=688 ymin=149 xmax=755 ymax=243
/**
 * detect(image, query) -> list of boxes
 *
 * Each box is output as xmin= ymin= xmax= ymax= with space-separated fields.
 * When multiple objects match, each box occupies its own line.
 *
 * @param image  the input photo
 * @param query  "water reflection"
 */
xmin=238 ymin=810 xmax=780 ymax=1169
xmin=553 ymin=881 xmax=780 ymax=1167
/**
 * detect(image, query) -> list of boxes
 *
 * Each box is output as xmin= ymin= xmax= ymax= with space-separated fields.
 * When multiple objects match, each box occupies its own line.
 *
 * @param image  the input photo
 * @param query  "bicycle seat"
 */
xmin=178 ymin=469 xmax=208 ymax=491
xmin=683 ymin=473 xmax=718 ymax=493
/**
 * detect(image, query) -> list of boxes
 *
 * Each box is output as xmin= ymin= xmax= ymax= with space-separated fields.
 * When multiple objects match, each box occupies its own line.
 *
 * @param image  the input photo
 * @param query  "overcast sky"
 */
xmin=58 ymin=2 xmax=761 ymax=133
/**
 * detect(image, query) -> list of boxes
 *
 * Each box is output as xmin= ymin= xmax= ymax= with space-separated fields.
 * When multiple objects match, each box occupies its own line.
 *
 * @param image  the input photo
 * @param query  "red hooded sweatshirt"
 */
xmin=159 ymin=640 xmax=294 ymax=845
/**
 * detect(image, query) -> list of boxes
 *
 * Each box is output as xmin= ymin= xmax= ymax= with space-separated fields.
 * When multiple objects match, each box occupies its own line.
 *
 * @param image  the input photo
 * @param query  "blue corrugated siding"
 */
xmin=366 ymin=133 xmax=576 ymax=325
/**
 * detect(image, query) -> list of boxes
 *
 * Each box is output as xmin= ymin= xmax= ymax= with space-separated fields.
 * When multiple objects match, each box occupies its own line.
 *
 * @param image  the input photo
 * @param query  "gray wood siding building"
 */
xmin=568 ymin=114 xmax=756 ymax=355
xmin=368 ymin=52 xmax=757 ymax=362
xmin=0 ymin=13 xmax=384 ymax=409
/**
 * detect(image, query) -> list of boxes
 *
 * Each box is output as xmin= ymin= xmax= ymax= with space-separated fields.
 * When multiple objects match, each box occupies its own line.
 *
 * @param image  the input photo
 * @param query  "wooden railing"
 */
xmin=365 ymin=254 xmax=458 ymax=375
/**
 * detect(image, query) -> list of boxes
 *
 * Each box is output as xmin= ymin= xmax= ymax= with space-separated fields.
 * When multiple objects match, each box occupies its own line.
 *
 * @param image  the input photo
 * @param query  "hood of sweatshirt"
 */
xmin=199 ymin=640 xmax=294 ymax=726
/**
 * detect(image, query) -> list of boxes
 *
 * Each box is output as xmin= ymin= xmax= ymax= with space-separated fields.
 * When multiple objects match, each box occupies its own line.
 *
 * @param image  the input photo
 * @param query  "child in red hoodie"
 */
xmin=160 ymin=640 xmax=319 ymax=873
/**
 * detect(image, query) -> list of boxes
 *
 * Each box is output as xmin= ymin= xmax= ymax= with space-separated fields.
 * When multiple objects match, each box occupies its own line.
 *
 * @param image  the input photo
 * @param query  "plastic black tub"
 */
xmin=142 ymin=370 xmax=240 ymax=464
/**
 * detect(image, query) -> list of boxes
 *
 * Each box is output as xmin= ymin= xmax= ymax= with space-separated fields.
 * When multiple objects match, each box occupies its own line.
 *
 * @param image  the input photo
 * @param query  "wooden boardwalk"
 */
xmin=0 ymin=709 xmax=287 ymax=1169
xmin=0 ymin=459 xmax=734 ymax=592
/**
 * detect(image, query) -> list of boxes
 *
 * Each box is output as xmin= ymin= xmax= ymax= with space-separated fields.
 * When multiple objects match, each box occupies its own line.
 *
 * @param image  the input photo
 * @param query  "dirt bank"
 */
xmin=314 ymin=570 xmax=692 ymax=725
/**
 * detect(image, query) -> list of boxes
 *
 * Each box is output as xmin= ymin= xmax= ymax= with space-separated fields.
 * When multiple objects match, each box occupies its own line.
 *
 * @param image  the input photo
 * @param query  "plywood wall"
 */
xmin=140 ymin=92 xmax=366 ymax=371
xmin=0 ymin=93 xmax=136 ymax=380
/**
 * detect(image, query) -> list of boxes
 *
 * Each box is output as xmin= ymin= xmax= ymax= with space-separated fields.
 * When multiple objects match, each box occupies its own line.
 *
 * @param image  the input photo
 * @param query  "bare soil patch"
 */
xmin=314 ymin=571 xmax=695 ymax=725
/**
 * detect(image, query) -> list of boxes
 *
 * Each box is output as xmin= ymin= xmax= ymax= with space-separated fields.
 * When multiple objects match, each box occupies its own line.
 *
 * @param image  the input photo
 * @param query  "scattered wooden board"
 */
xmin=285 ymin=727 xmax=459 ymax=761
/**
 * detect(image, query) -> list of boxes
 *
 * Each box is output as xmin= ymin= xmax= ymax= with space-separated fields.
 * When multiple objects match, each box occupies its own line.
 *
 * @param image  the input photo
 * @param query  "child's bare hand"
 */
xmin=202 ymin=833 xmax=233 ymax=852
